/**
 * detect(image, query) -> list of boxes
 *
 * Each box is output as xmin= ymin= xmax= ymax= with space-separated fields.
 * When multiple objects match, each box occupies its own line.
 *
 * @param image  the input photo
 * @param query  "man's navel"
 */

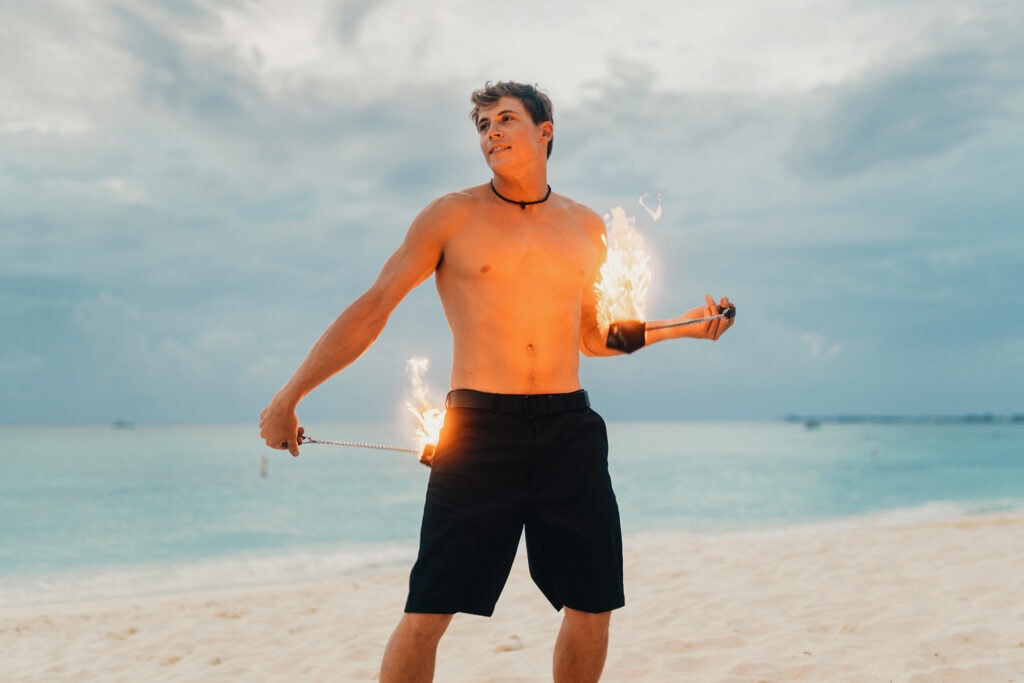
xmin=480 ymin=264 xmax=491 ymax=273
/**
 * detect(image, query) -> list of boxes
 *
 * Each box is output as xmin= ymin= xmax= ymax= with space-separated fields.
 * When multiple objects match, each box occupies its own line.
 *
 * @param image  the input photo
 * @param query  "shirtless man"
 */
xmin=259 ymin=81 xmax=734 ymax=683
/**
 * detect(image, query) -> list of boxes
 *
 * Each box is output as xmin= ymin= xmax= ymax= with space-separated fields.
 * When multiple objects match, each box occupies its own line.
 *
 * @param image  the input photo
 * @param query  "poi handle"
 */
xmin=645 ymin=304 xmax=736 ymax=332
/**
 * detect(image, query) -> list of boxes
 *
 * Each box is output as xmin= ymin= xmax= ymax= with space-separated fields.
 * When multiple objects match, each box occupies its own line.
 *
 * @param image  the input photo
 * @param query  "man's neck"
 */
xmin=490 ymin=172 xmax=549 ymax=204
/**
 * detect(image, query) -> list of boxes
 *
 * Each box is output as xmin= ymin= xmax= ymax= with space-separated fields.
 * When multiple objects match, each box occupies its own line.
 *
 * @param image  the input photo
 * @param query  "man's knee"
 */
xmin=399 ymin=612 xmax=454 ymax=643
xmin=563 ymin=607 xmax=611 ymax=634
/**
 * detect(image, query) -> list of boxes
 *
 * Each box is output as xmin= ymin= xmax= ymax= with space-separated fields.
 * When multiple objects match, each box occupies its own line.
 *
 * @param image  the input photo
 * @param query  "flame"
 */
xmin=595 ymin=206 xmax=652 ymax=330
xmin=405 ymin=357 xmax=445 ymax=455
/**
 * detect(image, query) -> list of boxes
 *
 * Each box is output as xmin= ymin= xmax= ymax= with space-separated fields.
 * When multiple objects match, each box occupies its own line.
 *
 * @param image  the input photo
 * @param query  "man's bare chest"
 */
xmin=442 ymin=222 xmax=596 ymax=285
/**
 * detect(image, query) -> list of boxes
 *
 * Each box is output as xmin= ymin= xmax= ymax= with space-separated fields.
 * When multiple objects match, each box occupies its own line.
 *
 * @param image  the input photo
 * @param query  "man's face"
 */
xmin=476 ymin=96 xmax=552 ymax=171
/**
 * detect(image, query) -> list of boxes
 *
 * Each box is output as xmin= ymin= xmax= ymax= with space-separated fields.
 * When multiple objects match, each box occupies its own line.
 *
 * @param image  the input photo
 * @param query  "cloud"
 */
xmin=789 ymin=38 xmax=1024 ymax=178
xmin=329 ymin=0 xmax=389 ymax=46
xmin=110 ymin=3 xmax=265 ymax=128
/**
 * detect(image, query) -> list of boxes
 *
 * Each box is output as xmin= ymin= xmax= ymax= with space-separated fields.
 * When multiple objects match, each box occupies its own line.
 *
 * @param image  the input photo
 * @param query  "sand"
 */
xmin=3 ymin=514 xmax=1023 ymax=682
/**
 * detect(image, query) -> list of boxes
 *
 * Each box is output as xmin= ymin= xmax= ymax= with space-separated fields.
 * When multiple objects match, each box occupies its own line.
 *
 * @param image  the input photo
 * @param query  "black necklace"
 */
xmin=490 ymin=180 xmax=552 ymax=210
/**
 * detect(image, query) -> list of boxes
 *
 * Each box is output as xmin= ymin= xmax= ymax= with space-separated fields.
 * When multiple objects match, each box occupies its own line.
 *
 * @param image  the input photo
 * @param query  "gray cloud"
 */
xmin=788 ymin=39 xmax=1024 ymax=178
xmin=329 ymin=0 xmax=390 ymax=46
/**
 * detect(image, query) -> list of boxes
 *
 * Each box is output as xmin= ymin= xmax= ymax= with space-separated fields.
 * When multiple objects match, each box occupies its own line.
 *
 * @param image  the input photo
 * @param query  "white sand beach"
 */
xmin=3 ymin=514 xmax=1023 ymax=682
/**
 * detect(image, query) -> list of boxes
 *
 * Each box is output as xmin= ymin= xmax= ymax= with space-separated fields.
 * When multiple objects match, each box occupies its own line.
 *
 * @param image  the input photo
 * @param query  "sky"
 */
xmin=1 ymin=0 xmax=1022 ymax=426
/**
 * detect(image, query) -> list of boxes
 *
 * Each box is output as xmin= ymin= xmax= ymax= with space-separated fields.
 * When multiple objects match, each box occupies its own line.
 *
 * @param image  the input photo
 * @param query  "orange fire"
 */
xmin=595 ymin=206 xmax=652 ymax=330
xmin=405 ymin=357 xmax=445 ymax=461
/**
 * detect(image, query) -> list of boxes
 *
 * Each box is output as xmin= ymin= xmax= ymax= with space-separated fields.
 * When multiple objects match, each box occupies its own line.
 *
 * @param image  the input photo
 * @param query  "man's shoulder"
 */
xmin=550 ymin=192 xmax=606 ymax=238
xmin=407 ymin=185 xmax=488 ymax=236
xmin=424 ymin=185 xmax=490 ymax=214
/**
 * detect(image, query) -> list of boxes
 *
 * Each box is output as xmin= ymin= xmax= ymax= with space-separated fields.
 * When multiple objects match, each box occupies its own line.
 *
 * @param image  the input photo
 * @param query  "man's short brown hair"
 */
xmin=470 ymin=81 xmax=554 ymax=158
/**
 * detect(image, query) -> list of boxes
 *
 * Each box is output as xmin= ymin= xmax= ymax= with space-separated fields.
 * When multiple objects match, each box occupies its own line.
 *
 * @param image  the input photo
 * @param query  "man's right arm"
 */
xmin=259 ymin=197 xmax=454 ymax=455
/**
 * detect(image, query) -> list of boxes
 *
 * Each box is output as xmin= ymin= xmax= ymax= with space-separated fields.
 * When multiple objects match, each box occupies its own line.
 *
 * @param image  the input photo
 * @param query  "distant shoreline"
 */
xmin=785 ymin=413 xmax=1024 ymax=425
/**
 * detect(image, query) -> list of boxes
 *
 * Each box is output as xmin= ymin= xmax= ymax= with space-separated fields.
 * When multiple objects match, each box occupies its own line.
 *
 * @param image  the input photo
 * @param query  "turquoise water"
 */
xmin=1 ymin=420 xmax=1022 ymax=606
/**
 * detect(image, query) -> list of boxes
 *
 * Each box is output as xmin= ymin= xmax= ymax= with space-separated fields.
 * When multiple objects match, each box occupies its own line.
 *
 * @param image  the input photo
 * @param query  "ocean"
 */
xmin=1 ymin=420 xmax=1022 ymax=607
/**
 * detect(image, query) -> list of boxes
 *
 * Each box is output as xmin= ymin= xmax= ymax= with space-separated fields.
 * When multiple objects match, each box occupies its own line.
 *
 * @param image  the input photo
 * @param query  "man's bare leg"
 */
xmin=380 ymin=612 xmax=454 ymax=683
xmin=552 ymin=607 xmax=611 ymax=683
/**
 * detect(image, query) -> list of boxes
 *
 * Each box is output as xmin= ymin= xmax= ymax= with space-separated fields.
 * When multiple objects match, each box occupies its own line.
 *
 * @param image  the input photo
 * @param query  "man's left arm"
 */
xmin=581 ymin=291 xmax=735 ymax=356
xmin=577 ymin=209 xmax=735 ymax=356
xmin=644 ymin=294 xmax=735 ymax=345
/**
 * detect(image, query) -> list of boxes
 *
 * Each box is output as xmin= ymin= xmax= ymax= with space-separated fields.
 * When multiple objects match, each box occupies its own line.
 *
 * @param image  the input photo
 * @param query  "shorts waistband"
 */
xmin=445 ymin=389 xmax=590 ymax=417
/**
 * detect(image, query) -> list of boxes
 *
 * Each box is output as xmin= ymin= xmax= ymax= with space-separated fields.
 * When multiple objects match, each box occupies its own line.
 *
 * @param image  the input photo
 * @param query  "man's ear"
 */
xmin=540 ymin=121 xmax=553 ymax=139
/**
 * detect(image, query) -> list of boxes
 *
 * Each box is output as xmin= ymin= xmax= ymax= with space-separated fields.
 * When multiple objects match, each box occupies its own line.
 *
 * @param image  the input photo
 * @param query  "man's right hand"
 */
xmin=259 ymin=398 xmax=302 ymax=457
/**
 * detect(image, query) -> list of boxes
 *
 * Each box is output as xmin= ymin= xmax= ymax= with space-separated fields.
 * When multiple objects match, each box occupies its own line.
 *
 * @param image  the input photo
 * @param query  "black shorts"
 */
xmin=405 ymin=390 xmax=624 ymax=617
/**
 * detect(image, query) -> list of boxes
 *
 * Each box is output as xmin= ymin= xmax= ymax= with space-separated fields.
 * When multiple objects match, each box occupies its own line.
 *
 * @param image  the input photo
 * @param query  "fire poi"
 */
xmin=598 ymin=201 xmax=734 ymax=353
xmin=301 ymin=357 xmax=443 ymax=465
xmin=596 ymin=206 xmax=652 ymax=334
xmin=405 ymin=357 xmax=445 ymax=465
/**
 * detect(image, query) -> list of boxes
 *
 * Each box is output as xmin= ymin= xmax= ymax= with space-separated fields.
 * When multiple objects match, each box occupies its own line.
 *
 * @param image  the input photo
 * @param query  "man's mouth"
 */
xmin=489 ymin=145 xmax=511 ymax=156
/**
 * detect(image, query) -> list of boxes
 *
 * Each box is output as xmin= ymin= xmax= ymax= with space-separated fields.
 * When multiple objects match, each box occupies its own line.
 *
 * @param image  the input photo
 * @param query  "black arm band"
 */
xmin=606 ymin=320 xmax=646 ymax=353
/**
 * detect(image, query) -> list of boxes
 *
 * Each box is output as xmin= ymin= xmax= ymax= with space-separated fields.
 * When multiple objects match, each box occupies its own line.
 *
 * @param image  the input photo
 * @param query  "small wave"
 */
xmin=0 ymin=542 xmax=417 ymax=608
xmin=623 ymin=498 xmax=1024 ymax=547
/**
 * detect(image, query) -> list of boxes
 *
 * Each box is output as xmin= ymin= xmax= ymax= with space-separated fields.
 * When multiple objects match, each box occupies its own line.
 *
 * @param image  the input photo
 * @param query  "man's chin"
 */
xmin=485 ymin=156 xmax=514 ymax=173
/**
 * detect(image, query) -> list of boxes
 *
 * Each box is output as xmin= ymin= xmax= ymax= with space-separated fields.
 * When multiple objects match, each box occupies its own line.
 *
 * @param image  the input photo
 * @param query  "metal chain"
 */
xmin=301 ymin=436 xmax=419 ymax=454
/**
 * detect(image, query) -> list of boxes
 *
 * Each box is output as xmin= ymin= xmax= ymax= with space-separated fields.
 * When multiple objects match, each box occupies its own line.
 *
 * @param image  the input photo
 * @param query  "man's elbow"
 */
xmin=579 ymin=335 xmax=618 ymax=358
xmin=579 ymin=336 xmax=598 ymax=357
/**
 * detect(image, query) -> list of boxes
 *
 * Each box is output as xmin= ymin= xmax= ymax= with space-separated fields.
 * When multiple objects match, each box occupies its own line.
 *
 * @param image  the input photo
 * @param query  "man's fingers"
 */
xmin=270 ymin=437 xmax=300 ymax=456
xmin=267 ymin=435 xmax=301 ymax=456
xmin=259 ymin=406 xmax=301 ymax=455
xmin=263 ymin=433 xmax=294 ymax=451
xmin=710 ymin=317 xmax=724 ymax=340
xmin=704 ymin=294 xmax=728 ymax=339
